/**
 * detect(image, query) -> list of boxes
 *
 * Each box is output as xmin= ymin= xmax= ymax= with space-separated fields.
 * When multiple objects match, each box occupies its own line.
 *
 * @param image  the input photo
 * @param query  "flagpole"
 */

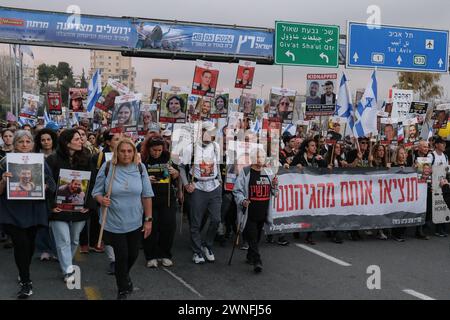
xmin=15 ymin=45 xmax=20 ymax=118
xmin=19 ymin=46 xmax=23 ymax=117
xmin=8 ymin=44 xmax=13 ymax=115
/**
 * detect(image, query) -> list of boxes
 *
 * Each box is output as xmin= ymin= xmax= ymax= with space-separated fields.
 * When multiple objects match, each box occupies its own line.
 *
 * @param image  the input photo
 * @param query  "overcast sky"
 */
xmin=0 ymin=0 xmax=449 ymax=100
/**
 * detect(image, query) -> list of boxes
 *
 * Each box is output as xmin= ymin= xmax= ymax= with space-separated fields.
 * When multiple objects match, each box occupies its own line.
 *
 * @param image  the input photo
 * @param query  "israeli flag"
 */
xmin=427 ymin=126 xmax=434 ymax=141
xmin=71 ymin=112 xmax=79 ymax=127
xmin=282 ymin=123 xmax=296 ymax=136
xmin=44 ymin=110 xmax=51 ymax=125
xmin=335 ymin=73 xmax=354 ymax=134
xmin=87 ymin=69 xmax=102 ymax=112
xmin=398 ymin=125 xmax=405 ymax=142
xmin=251 ymin=118 xmax=262 ymax=134
xmin=353 ymin=71 xmax=379 ymax=138
xmin=18 ymin=117 xmax=35 ymax=127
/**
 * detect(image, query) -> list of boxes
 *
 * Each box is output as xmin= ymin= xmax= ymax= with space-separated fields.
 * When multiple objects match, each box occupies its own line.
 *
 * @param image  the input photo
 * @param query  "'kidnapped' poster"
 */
xmin=6 ymin=153 xmax=45 ymax=200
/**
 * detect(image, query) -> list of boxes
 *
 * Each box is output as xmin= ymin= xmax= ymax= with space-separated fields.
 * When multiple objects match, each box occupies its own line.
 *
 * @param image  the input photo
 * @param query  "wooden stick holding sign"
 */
xmin=329 ymin=143 xmax=336 ymax=167
xmin=97 ymin=163 xmax=117 ymax=248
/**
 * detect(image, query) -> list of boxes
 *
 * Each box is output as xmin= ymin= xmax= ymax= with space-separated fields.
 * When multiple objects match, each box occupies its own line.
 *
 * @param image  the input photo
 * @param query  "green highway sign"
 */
xmin=275 ymin=21 xmax=340 ymax=68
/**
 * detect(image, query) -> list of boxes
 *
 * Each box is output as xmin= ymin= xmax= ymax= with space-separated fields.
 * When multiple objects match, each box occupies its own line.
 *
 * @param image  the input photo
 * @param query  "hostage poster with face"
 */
xmin=268 ymin=87 xmax=296 ymax=124
xmin=191 ymin=60 xmax=219 ymax=98
xmin=55 ymin=169 xmax=91 ymax=211
xmin=160 ymin=85 xmax=189 ymax=124
xmin=305 ymin=74 xmax=337 ymax=117
xmin=111 ymin=93 xmax=141 ymax=133
xmin=234 ymin=60 xmax=256 ymax=90
xmin=96 ymin=79 xmax=129 ymax=112
xmin=6 ymin=153 xmax=45 ymax=200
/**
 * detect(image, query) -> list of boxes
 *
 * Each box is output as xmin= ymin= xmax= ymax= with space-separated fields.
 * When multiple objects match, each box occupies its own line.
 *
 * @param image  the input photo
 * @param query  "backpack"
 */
xmin=430 ymin=152 xmax=448 ymax=166
xmin=96 ymin=151 xmax=104 ymax=170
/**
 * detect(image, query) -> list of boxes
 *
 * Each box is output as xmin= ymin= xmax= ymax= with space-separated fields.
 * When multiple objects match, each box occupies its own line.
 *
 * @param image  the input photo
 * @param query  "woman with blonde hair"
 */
xmin=92 ymin=138 xmax=154 ymax=300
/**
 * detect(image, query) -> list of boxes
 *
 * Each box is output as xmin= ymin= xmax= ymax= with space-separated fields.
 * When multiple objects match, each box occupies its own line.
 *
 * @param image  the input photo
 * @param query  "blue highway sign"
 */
xmin=347 ymin=22 xmax=449 ymax=73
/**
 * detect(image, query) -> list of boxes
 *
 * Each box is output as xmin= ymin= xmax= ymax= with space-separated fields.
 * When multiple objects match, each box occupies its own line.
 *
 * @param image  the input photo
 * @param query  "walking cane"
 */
xmin=97 ymin=164 xmax=117 ymax=248
xmin=179 ymin=178 xmax=184 ymax=235
xmin=228 ymin=217 xmax=243 ymax=266
xmin=329 ymin=143 xmax=336 ymax=168
xmin=179 ymin=197 xmax=184 ymax=235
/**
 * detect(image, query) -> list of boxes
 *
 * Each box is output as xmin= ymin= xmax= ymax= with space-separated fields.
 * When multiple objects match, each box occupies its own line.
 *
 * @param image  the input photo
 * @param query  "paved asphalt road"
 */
xmin=1 ymin=217 xmax=449 ymax=301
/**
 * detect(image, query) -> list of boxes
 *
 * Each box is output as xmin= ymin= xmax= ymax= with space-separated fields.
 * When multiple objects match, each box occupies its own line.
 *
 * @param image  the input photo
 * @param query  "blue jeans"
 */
xmin=50 ymin=220 xmax=86 ymax=274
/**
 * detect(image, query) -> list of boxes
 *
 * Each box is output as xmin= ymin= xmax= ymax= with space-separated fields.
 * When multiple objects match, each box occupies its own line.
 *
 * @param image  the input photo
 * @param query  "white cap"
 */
xmin=202 ymin=121 xmax=216 ymax=132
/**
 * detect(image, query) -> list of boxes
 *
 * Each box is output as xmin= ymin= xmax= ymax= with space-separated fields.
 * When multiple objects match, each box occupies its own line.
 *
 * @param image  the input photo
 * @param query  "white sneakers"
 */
xmin=202 ymin=247 xmax=215 ymax=262
xmin=192 ymin=248 xmax=215 ymax=264
xmin=192 ymin=253 xmax=205 ymax=264
xmin=40 ymin=252 xmax=50 ymax=261
xmin=161 ymin=258 xmax=173 ymax=267
xmin=147 ymin=258 xmax=174 ymax=268
xmin=146 ymin=259 xmax=158 ymax=268
xmin=63 ymin=272 xmax=75 ymax=284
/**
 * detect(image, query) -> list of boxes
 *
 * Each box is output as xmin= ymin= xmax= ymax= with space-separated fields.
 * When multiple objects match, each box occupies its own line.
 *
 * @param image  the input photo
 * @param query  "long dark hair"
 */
xmin=57 ymin=129 xmax=90 ymax=167
xmin=34 ymin=128 xmax=58 ymax=153
xmin=140 ymin=136 xmax=167 ymax=163
xmin=166 ymin=95 xmax=185 ymax=111
xmin=300 ymin=138 xmax=317 ymax=157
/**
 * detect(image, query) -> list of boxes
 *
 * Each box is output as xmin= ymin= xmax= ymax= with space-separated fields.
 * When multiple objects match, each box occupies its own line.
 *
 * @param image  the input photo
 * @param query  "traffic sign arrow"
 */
xmin=275 ymin=22 xmax=339 ymax=67
xmin=347 ymin=22 xmax=449 ymax=73
xmin=285 ymin=50 xmax=296 ymax=62
xmin=319 ymin=52 xmax=329 ymax=63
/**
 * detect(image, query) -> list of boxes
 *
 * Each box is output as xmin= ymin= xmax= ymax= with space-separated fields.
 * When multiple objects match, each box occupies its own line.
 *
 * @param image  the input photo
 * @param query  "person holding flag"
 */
xmin=87 ymin=69 xmax=102 ymax=114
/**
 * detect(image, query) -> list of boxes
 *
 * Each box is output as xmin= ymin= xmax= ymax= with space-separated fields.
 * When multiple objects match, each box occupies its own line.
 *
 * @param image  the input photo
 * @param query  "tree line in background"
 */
xmin=37 ymin=62 xmax=88 ymax=107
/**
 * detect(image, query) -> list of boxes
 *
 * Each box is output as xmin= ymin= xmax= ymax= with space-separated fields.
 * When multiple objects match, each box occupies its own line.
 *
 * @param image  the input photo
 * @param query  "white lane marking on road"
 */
xmin=295 ymin=244 xmax=352 ymax=267
xmin=402 ymin=289 xmax=436 ymax=300
xmin=162 ymin=267 xmax=204 ymax=299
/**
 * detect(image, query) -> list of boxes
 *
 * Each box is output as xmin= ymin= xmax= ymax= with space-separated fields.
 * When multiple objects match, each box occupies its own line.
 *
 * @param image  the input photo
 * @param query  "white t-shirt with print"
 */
xmin=427 ymin=151 xmax=448 ymax=166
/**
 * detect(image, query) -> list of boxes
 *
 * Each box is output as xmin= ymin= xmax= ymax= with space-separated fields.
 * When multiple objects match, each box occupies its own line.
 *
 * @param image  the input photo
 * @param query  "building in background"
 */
xmin=89 ymin=50 xmax=136 ymax=91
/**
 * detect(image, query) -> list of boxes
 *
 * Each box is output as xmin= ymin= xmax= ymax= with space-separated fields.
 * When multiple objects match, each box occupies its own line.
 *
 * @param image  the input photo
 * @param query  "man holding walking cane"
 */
xmin=232 ymin=147 xmax=278 ymax=273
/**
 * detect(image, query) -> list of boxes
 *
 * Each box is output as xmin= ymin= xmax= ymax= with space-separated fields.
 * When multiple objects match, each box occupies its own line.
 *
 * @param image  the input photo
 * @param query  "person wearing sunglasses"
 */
xmin=347 ymin=137 xmax=371 ymax=168
xmin=275 ymin=96 xmax=293 ymax=123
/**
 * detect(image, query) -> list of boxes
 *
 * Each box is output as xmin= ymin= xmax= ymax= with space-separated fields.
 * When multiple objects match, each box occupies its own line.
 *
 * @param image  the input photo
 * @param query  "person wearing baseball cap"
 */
xmin=70 ymin=91 xmax=84 ymax=113
xmin=179 ymin=121 xmax=222 ymax=264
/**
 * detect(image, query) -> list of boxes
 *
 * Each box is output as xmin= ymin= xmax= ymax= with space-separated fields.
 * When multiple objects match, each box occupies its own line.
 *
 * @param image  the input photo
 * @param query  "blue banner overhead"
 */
xmin=0 ymin=7 xmax=274 ymax=63
xmin=0 ymin=7 xmax=135 ymax=49
xmin=133 ymin=20 xmax=273 ymax=60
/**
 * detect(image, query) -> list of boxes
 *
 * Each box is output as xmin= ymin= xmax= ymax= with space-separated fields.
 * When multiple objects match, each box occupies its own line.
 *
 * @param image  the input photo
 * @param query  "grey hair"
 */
xmin=13 ymin=130 xmax=34 ymax=150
